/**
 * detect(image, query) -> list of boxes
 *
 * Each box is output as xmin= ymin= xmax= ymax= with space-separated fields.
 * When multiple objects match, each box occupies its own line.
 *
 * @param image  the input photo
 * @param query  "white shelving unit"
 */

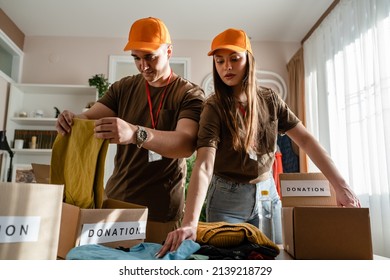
xmin=9 ymin=117 xmax=58 ymax=126
xmin=5 ymin=83 xmax=98 ymax=170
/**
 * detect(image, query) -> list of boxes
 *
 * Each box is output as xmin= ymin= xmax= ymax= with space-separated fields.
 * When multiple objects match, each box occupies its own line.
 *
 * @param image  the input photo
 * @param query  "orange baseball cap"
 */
xmin=208 ymin=28 xmax=252 ymax=56
xmin=123 ymin=17 xmax=171 ymax=52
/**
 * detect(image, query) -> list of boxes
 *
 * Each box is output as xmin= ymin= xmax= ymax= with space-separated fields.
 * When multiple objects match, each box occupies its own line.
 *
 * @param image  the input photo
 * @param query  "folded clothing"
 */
xmin=195 ymin=242 xmax=279 ymax=260
xmin=196 ymin=221 xmax=280 ymax=254
xmin=66 ymin=240 xmax=201 ymax=260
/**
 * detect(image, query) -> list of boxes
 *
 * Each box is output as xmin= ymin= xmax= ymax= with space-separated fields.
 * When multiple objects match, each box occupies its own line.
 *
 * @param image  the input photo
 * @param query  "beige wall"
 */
xmin=1 ymin=8 xmax=300 ymax=137
xmin=1 ymin=34 xmax=300 ymax=132
xmin=21 ymin=36 xmax=300 ymax=91
xmin=0 ymin=9 xmax=24 ymax=50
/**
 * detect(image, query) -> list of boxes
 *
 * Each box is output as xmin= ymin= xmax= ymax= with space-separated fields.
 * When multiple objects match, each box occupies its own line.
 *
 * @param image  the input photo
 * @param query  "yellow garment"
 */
xmin=196 ymin=221 xmax=280 ymax=253
xmin=50 ymin=118 xmax=109 ymax=209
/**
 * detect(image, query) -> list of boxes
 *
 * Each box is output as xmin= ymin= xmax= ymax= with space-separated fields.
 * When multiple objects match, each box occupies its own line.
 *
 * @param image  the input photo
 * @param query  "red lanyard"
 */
xmin=145 ymin=70 xmax=173 ymax=129
xmin=238 ymin=103 xmax=246 ymax=117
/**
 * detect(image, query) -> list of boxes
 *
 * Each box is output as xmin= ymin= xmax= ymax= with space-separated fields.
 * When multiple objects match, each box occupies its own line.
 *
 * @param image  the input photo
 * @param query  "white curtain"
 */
xmin=304 ymin=0 xmax=390 ymax=258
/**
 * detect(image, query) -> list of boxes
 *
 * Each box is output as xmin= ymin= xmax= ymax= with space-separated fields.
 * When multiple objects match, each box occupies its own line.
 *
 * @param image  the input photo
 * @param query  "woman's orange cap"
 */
xmin=208 ymin=28 xmax=252 ymax=56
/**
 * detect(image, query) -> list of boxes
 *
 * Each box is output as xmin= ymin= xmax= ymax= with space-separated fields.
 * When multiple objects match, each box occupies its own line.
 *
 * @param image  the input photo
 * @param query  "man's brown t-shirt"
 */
xmin=98 ymin=74 xmax=205 ymax=222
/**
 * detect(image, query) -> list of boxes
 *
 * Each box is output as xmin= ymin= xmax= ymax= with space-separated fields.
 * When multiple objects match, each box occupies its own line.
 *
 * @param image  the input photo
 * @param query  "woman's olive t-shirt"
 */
xmin=197 ymin=86 xmax=300 ymax=183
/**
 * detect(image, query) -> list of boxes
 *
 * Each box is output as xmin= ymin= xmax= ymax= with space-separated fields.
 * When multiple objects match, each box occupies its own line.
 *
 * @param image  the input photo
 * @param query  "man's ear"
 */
xmin=167 ymin=44 xmax=173 ymax=59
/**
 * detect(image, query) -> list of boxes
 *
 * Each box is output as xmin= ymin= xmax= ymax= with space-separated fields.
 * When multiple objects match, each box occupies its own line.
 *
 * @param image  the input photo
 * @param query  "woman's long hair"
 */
xmin=213 ymin=52 xmax=269 ymax=153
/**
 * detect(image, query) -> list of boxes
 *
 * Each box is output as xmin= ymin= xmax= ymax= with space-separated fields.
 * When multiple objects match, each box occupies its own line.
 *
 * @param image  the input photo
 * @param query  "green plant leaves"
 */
xmin=88 ymin=74 xmax=110 ymax=98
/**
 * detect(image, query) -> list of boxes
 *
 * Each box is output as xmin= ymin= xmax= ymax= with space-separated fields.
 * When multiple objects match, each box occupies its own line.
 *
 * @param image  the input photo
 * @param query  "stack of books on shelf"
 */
xmin=14 ymin=129 xmax=58 ymax=149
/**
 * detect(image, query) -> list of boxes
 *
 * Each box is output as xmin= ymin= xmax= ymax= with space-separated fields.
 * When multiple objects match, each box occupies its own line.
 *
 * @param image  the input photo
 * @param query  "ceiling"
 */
xmin=0 ymin=0 xmax=335 ymax=42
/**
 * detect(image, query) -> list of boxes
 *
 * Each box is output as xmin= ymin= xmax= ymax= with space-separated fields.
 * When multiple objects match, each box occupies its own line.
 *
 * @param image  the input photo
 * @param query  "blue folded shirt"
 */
xmin=66 ymin=240 xmax=201 ymax=260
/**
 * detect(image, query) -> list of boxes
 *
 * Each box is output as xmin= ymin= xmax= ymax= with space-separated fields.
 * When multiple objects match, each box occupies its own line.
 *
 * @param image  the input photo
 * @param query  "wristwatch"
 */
xmin=136 ymin=126 xmax=148 ymax=148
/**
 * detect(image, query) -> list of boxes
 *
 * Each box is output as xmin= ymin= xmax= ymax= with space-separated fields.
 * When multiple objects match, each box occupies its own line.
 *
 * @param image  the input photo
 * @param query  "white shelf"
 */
xmin=10 ymin=83 xmax=97 ymax=95
xmin=11 ymin=117 xmax=58 ymax=125
xmin=4 ymin=83 xmax=98 ymax=174
xmin=12 ymin=149 xmax=52 ymax=155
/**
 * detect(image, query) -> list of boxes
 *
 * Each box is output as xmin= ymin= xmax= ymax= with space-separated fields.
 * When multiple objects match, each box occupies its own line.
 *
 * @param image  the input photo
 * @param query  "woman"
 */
xmin=157 ymin=28 xmax=360 ymax=257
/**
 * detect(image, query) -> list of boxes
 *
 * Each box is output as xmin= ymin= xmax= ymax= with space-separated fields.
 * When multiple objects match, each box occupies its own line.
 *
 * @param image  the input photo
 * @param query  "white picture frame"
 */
xmin=201 ymin=70 xmax=287 ymax=100
xmin=12 ymin=163 xmax=36 ymax=183
xmin=108 ymin=55 xmax=191 ymax=83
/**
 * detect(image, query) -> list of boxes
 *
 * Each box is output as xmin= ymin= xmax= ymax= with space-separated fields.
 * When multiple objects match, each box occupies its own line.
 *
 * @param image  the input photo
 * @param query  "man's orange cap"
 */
xmin=124 ymin=17 xmax=171 ymax=52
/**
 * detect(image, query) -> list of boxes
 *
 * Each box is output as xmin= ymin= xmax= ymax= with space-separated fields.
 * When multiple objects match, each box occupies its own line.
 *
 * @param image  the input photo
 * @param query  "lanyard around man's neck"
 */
xmin=144 ymin=70 xmax=173 ymax=129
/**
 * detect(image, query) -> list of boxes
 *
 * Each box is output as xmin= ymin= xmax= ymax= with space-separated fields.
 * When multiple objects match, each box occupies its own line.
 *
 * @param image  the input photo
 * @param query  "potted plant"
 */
xmin=88 ymin=74 xmax=110 ymax=98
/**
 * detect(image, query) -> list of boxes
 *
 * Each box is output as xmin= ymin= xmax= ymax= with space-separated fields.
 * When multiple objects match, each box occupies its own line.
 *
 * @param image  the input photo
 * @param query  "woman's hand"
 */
xmin=334 ymin=184 xmax=361 ymax=207
xmin=155 ymin=225 xmax=197 ymax=258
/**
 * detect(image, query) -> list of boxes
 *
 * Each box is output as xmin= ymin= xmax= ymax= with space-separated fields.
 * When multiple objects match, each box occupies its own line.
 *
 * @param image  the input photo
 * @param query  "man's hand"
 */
xmin=94 ymin=117 xmax=136 ymax=144
xmin=56 ymin=110 xmax=76 ymax=135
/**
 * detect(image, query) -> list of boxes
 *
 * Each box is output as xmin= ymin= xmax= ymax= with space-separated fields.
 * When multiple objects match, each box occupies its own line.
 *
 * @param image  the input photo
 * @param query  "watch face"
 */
xmin=137 ymin=127 xmax=148 ymax=146
xmin=139 ymin=129 xmax=147 ymax=141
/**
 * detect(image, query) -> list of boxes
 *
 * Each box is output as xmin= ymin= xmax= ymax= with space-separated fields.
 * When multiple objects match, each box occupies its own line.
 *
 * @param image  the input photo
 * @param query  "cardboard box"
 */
xmin=280 ymin=173 xmax=373 ymax=260
xmin=0 ymin=182 xmax=64 ymax=260
xmin=282 ymin=206 xmax=373 ymax=259
xmin=57 ymin=198 xmax=148 ymax=259
xmin=31 ymin=163 xmax=50 ymax=184
xmin=30 ymin=163 xmax=149 ymax=259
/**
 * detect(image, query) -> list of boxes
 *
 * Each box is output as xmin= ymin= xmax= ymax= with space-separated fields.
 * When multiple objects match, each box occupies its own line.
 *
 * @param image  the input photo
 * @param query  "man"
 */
xmin=56 ymin=17 xmax=205 ymax=243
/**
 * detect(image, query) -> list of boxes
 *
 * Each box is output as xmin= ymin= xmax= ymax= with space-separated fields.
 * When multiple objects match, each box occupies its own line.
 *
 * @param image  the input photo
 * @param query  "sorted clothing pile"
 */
xmin=195 ymin=221 xmax=280 ymax=260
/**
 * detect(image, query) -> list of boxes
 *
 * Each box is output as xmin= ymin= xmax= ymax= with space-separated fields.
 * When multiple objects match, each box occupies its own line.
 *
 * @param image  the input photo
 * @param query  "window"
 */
xmin=304 ymin=0 xmax=390 ymax=257
xmin=0 ymin=30 xmax=23 ymax=83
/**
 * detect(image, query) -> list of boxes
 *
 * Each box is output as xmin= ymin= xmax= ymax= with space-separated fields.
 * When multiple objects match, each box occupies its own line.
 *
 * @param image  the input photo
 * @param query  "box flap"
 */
xmin=280 ymin=173 xmax=337 ymax=206
xmin=57 ymin=199 xmax=148 ymax=259
xmin=76 ymin=201 xmax=147 ymax=248
xmin=102 ymin=198 xmax=147 ymax=210
xmin=57 ymin=203 xmax=81 ymax=259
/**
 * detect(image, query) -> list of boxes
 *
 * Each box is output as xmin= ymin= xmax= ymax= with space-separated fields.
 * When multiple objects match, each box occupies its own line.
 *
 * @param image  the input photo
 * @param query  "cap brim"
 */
xmin=123 ymin=41 xmax=161 ymax=52
xmin=207 ymin=45 xmax=247 ymax=56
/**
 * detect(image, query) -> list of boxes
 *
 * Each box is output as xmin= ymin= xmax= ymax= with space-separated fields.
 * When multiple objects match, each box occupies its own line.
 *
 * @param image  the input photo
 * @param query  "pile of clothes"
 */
xmin=193 ymin=221 xmax=280 ymax=260
xmin=66 ymin=221 xmax=280 ymax=260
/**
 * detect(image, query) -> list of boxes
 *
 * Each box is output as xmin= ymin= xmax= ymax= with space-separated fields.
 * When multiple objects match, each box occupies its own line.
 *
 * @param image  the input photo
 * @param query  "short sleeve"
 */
xmin=196 ymin=97 xmax=221 ymax=149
